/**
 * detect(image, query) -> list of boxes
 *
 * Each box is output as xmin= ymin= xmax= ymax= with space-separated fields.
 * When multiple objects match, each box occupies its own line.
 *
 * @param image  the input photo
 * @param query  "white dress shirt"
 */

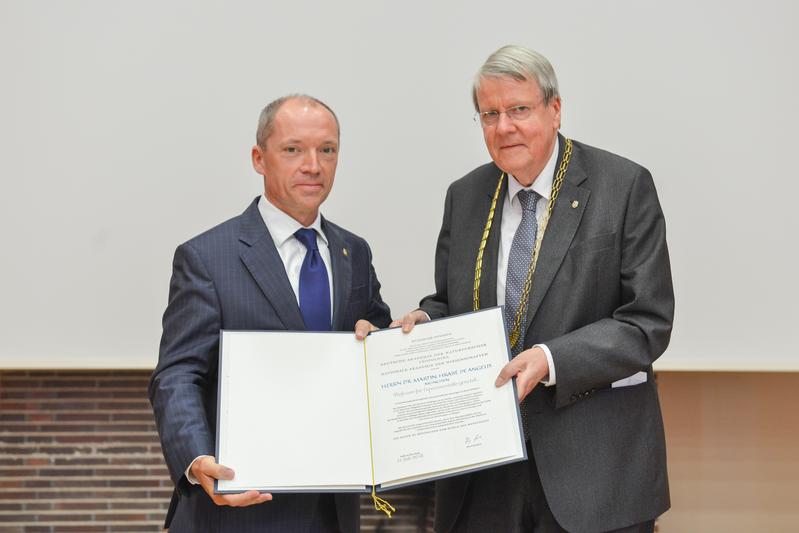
xmin=257 ymin=195 xmax=334 ymax=315
xmin=498 ymin=138 xmax=559 ymax=386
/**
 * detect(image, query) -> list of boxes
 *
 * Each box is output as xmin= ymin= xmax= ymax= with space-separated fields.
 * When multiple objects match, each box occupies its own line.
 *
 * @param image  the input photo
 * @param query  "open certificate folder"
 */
xmin=215 ymin=307 xmax=526 ymax=498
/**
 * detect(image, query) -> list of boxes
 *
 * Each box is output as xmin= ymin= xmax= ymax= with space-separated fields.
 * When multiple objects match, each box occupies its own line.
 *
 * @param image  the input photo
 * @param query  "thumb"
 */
xmin=495 ymin=359 xmax=522 ymax=388
xmin=402 ymin=310 xmax=426 ymax=333
xmin=199 ymin=457 xmax=235 ymax=481
xmin=354 ymin=320 xmax=376 ymax=340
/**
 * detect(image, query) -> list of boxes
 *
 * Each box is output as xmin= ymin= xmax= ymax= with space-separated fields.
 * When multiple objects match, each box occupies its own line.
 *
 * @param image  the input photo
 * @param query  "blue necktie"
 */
xmin=294 ymin=228 xmax=331 ymax=331
xmin=505 ymin=189 xmax=540 ymax=438
xmin=505 ymin=189 xmax=541 ymax=353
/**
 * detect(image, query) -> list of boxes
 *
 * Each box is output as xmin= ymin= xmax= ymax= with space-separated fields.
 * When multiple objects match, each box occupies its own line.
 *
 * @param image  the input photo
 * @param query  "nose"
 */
xmin=496 ymin=111 xmax=517 ymax=135
xmin=300 ymin=150 xmax=321 ymax=174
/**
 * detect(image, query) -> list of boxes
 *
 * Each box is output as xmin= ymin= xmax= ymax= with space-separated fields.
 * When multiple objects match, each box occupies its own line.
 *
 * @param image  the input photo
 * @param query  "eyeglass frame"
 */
xmin=473 ymin=99 xmax=546 ymax=127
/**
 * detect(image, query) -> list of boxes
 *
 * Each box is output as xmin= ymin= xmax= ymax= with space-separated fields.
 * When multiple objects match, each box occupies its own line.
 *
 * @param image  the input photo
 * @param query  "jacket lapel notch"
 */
xmin=238 ymin=199 xmax=306 ymax=330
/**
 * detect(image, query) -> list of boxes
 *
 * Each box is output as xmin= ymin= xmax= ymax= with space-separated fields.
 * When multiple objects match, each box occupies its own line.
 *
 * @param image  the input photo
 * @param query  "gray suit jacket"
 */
xmin=149 ymin=198 xmax=392 ymax=533
xmin=421 ymin=135 xmax=673 ymax=533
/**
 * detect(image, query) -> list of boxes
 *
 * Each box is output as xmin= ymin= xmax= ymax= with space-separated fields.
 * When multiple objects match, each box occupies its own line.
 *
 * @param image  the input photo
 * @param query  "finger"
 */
xmin=515 ymin=374 xmax=534 ymax=402
xmin=197 ymin=471 xmax=216 ymax=500
xmin=223 ymin=490 xmax=273 ymax=507
xmin=495 ymin=359 xmax=523 ymax=387
xmin=401 ymin=312 xmax=417 ymax=333
xmin=516 ymin=362 xmax=544 ymax=401
xmin=389 ymin=319 xmax=402 ymax=328
xmin=198 ymin=457 xmax=235 ymax=481
xmin=198 ymin=471 xmax=236 ymax=507
xmin=201 ymin=474 xmax=273 ymax=507
xmin=354 ymin=320 xmax=376 ymax=340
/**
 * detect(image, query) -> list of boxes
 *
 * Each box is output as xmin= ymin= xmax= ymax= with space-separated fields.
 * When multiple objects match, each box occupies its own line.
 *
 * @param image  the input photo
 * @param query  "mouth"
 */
xmin=500 ymin=143 xmax=525 ymax=151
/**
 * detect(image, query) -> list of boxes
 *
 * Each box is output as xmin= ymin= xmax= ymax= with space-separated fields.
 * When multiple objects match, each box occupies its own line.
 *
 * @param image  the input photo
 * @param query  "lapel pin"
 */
xmin=571 ymin=200 xmax=579 ymax=209
xmin=342 ymin=247 xmax=348 ymax=257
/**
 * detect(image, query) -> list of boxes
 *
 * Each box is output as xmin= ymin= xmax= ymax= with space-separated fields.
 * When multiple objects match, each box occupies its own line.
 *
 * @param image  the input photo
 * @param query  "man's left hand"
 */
xmin=354 ymin=319 xmax=379 ymax=340
xmin=495 ymin=346 xmax=549 ymax=402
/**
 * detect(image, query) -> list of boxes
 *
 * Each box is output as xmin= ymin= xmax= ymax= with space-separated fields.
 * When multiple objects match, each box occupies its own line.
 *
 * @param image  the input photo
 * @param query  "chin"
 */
xmin=498 ymin=164 xmax=522 ymax=178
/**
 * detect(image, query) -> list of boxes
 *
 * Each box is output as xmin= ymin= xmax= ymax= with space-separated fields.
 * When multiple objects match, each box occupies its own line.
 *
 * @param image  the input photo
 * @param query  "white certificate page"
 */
xmin=366 ymin=308 xmax=525 ymax=488
xmin=216 ymin=330 xmax=372 ymax=492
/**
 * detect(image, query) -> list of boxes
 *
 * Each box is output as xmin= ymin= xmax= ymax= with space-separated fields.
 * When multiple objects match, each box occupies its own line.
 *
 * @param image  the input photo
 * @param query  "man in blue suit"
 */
xmin=149 ymin=95 xmax=392 ymax=532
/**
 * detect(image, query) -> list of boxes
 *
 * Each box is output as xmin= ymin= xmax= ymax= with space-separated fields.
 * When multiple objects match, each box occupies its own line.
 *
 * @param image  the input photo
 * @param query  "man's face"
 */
xmin=252 ymin=99 xmax=339 ymax=226
xmin=476 ymin=76 xmax=561 ymax=186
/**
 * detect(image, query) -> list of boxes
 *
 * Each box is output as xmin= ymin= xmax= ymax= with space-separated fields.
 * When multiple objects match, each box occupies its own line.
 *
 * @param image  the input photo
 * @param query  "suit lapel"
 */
xmin=238 ymin=198 xmax=306 ymax=330
xmin=521 ymin=136 xmax=589 ymax=337
xmin=323 ymin=219 xmax=352 ymax=331
xmin=480 ymin=165 xmax=507 ymax=310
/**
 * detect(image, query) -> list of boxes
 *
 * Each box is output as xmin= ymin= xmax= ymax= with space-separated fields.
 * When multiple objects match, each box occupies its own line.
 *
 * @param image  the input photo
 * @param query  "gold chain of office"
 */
xmin=472 ymin=137 xmax=573 ymax=348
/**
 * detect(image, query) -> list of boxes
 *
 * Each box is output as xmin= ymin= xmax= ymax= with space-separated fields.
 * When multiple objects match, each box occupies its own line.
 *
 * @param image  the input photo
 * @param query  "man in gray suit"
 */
xmin=150 ymin=94 xmax=392 ymax=532
xmin=363 ymin=45 xmax=673 ymax=532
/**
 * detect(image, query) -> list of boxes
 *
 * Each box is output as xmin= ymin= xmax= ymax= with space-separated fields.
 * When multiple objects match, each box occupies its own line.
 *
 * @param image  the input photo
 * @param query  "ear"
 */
xmin=550 ymin=96 xmax=562 ymax=129
xmin=251 ymin=145 xmax=266 ymax=175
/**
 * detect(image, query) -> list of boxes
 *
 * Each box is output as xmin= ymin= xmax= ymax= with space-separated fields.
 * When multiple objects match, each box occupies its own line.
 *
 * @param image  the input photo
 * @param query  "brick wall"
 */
xmin=0 ymin=370 xmax=433 ymax=532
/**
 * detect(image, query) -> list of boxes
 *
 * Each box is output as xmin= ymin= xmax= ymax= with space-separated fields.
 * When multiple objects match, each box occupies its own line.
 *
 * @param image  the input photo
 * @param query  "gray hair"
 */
xmin=472 ymin=45 xmax=560 ymax=111
xmin=256 ymin=94 xmax=340 ymax=147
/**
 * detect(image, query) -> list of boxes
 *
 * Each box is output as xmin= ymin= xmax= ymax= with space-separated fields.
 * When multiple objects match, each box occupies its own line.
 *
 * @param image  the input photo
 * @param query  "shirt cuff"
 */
xmin=536 ymin=343 xmax=556 ymax=386
xmin=185 ymin=455 xmax=206 ymax=485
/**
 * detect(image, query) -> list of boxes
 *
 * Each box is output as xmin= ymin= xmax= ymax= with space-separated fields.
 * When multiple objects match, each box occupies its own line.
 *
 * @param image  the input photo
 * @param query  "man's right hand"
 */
xmin=191 ymin=455 xmax=273 ymax=507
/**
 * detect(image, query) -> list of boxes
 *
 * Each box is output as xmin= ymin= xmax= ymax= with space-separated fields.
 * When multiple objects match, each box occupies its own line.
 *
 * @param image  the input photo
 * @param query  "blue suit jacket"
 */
xmin=149 ymin=198 xmax=392 ymax=532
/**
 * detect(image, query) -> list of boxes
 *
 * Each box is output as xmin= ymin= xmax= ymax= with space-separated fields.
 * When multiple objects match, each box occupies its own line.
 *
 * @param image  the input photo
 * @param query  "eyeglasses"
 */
xmin=474 ymin=104 xmax=536 ymax=127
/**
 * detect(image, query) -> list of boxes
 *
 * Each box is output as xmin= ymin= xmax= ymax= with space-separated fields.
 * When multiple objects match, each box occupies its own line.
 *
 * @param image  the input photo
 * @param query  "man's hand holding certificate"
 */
xmin=215 ymin=307 xmax=525 ymax=497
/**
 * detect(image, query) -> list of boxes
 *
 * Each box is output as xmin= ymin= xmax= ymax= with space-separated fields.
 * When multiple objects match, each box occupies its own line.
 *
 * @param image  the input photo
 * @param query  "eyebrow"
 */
xmin=483 ymin=102 xmax=534 ymax=111
xmin=280 ymin=138 xmax=339 ymax=145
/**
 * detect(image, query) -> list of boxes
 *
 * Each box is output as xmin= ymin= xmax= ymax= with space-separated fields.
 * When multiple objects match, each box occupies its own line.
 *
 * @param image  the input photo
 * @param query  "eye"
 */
xmin=508 ymin=106 xmax=531 ymax=119
xmin=284 ymin=146 xmax=300 ymax=154
xmin=478 ymin=111 xmax=500 ymax=126
xmin=320 ymin=146 xmax=337 ymax=154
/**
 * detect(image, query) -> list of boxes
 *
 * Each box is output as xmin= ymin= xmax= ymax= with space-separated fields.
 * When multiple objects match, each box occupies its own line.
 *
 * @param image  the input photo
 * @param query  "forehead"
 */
xmin=271 ymin=100 xmax=339 ymax=140
xmin=476 ymin=76 xmax=543 ymax=107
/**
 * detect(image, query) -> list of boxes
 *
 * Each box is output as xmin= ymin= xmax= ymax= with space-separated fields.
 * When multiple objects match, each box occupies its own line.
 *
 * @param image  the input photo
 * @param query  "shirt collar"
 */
xmin=257 ymin=195 xmax=327 ymax=247
xmin=508 ymin=136 xmax=559 ymax=205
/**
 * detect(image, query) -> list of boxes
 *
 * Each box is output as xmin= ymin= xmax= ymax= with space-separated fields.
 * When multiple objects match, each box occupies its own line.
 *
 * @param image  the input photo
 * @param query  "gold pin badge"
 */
xmin=342 ymin=248 xmax=348 ymax=257
xmin=571 ymin=200 xmax=579 ymax=209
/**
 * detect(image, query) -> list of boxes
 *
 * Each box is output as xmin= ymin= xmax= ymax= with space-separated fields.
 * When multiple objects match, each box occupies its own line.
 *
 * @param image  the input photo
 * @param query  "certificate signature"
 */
xmin=464 ymin=433 xmax=483 ymax=448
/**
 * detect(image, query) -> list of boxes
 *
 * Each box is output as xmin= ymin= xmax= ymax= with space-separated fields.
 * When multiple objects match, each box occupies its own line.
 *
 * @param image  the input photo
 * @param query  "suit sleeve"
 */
xmin=148 ymin=242 xmax=219 ymax=484
xmin=547 ymin=167 xmax=675 ymax=409
xmin=363 ymin=240 xmax=393 ymax=328
xmin=418 ymin=184 xmax=453 ymax=319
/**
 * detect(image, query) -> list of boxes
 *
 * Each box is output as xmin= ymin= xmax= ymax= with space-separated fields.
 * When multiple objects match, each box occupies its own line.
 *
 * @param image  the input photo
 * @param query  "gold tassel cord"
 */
xmin=361 ymin=340 xmax=395 ymax=518
xmin=371 ymin=490 xmax=396 ymax=517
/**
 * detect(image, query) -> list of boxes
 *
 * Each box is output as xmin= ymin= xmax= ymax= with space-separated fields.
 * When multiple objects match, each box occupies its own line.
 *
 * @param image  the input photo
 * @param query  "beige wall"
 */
xmin=657 ymin=372 xmax=799 ymax=532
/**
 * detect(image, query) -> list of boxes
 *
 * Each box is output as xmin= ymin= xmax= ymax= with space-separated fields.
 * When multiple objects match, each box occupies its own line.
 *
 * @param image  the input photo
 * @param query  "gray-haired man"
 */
xmin=362 ymin=45 xmax=674 ymax=532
